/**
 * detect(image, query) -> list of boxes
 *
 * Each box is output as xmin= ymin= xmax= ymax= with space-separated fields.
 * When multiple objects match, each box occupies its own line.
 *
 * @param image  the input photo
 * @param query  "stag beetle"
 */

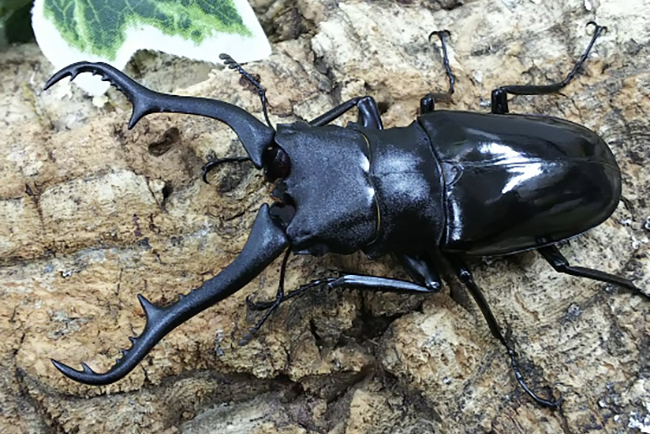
xmin=44 ymin=22 xmax=648 ymax=408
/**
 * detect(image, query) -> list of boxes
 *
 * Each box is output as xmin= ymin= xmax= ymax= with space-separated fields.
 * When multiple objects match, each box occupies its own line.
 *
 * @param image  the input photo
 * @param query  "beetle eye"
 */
xmin=263 ymin=146 xmax=290 ymax=181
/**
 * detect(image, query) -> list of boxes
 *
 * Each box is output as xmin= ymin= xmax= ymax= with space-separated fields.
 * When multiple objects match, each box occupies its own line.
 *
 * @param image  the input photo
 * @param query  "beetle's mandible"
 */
xmin=44 ymin=22 xmax=648 ymax=409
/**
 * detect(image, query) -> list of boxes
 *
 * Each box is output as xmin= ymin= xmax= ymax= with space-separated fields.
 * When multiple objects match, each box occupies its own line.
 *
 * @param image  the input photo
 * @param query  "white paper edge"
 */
xmin=33 ymin=0 xmax=271 ymax=95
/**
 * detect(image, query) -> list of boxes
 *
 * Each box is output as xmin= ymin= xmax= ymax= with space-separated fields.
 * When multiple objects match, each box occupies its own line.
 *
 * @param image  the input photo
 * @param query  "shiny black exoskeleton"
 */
xmin=44 ymin=23 xmax=647 ymax=408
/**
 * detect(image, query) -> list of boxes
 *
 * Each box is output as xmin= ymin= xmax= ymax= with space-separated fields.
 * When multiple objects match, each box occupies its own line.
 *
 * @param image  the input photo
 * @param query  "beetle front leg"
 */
xmin=445 ymin=254 xmax=563 ymax=409
xmin=490 ymin=22 xmax=606 ymax=114
xmin=309 ymin=96 xmax=383 ymax=129
xmin=241 ymin=272 xmax=437 ymax=344
xmin=247 ymin=273 xmax=437 ymax=312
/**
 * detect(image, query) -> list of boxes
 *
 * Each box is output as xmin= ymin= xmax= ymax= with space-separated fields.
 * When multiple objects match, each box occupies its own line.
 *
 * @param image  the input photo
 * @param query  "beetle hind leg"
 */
xmin=445 ymin=254 xmax=563 ymax=409
xmin=538 ymin=245 xmax=649 ymax=299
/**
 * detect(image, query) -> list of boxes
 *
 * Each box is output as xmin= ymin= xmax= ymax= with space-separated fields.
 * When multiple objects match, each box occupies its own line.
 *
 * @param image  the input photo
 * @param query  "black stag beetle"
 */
xmin=45 ymin=22 xmax=648 ymax=408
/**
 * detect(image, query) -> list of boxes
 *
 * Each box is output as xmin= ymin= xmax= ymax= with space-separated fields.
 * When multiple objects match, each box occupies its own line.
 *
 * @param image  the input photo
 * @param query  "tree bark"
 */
xmin=1 ymin=0 xmax=649 ymax=433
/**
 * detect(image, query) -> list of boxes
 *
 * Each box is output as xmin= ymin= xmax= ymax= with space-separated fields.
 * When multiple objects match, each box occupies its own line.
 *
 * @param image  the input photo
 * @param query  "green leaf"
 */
xmin=42 ymin=0 xmax=251 ymax=61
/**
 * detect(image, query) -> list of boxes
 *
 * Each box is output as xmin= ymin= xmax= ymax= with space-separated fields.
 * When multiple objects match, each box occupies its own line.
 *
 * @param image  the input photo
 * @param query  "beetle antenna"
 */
xmin=220 ymin=53 xmax=273 ymax=129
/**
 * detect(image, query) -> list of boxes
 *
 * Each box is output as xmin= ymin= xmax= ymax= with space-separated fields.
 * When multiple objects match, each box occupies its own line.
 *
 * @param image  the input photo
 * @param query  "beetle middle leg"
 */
xmin=490 ymin=22 xmax=607 ymax=114
xmin=538 ymin=245 xmax=649 ymax=299
xmin=445 ymin=253 xmax=563 ymax=409
xmin=399 ymin=253 xmax=442 ymax=292
xmin=420 ymin=30 xmax=455 ymax=115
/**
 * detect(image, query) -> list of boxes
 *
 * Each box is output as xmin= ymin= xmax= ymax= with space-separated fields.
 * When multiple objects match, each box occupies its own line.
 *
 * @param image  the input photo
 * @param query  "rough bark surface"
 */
xmin=1 ymin=0 xmax=649 ymax=433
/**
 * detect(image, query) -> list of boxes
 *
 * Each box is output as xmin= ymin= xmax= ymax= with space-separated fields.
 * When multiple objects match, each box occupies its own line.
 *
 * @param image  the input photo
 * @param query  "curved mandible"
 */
xmin=44 ymin=62 xmax=274 ymax=168
xmin=52 ymin=204 xmax=289 ymax=385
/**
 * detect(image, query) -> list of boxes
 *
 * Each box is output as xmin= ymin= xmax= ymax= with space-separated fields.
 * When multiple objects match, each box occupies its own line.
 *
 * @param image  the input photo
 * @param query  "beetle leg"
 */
xmin=420 ymin=30 xmax=455 ymax=114
xmin=399 ymin=253 xmax=442 ymax=292
xmin=538 ymin=245 xmax=649 ymax=299
xmin=445 ymin=254 xmax=563 ymax=409
xmin=490 ymin=22 xmax=607 ymax=114
xmin=309 ymin=96 xmax=383 ymax=129
xmin=242 ymin=273 xmax=436 ymax=343
xmin=247 ymin=273 xmax=436 ymax=312
xmin=246 ymin=278 xmax=327 ymax=312
xmin=326 ymin=274 xmax=435 ymax=293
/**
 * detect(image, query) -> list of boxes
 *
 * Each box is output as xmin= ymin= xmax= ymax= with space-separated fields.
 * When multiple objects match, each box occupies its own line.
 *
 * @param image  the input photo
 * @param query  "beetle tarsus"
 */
xmin=586 ymin=21 xmax=607 ymax=38
xmin=239 ymin=250 xmax=291 ymax=344
xmin=246 ymin=278 xmax=331 ymax=312
xmin=239 ymin=303 xmax=280 ymax=345
xmin=420 ymin=29 xmax=455 ymax=114
xmin=506 ymin=348 xmax=563 ymax=409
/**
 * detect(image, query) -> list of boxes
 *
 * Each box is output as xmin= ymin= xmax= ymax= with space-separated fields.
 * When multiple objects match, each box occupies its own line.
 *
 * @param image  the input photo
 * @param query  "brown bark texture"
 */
xmin=1 ymin=0 xmax=650 ymax=433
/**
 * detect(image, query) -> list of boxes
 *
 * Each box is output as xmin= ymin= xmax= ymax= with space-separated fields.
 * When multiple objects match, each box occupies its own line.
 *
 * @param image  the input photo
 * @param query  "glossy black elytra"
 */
xmin=44 ymin=23 xmax=648 ymax=408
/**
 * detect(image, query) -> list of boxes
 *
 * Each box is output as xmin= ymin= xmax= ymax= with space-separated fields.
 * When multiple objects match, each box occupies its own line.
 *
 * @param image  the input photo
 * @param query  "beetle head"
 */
xmin=262 ymin=123 xmax=378 ymax=256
